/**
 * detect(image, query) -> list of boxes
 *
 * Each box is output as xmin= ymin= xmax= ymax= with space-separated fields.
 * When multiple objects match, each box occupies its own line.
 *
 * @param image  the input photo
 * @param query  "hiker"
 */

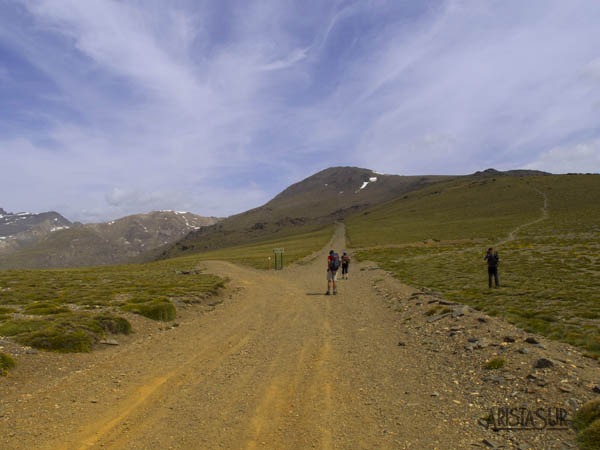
xmin=326 ymin=250 xmax=340 ymax=295
xmin=484 ymin=247 xmax=500 ymax=288
xmin=341 ymin=251 xmax=350 ymax=279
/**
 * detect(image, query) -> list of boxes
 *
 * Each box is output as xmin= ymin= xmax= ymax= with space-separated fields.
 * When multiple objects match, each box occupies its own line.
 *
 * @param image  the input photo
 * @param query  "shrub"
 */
xmin=0 ymin=352 xmax=16 ymax=376
xmin=16 ymin=328 xmax=92 ymax=353
xmin=484 ymin=357 xmax=505 ymax=370
xmin=577 ymin=418 xmax=600 ymax=450
xmin=121 ymin=299 xmax=176 ymax=322
xmin=573 ymin=399 xmax=600 ymax=431
xmin=92 ymin=315 xmax=132 ymax=334
xmin=0 ymin=319 xmax=48 ymax=336
xmin=23 ymin=302 xmax=69 ymax=315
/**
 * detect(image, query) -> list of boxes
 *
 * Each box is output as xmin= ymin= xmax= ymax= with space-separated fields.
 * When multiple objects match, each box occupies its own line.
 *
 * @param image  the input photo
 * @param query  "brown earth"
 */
xmin=0 ymin=226 xmax=598 ymax=449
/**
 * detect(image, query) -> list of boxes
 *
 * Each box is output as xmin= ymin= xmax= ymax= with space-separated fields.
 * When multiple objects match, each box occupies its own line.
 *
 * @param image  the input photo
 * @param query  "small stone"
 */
xmin=517 ymin=348 xmax=529 ymax=355
xmin=90 ymin=399 xmax=99 ymax=404
xmin=593 ymin=384 xmax=600 ymax=394
xmin=525 ymin=337 xmax=539 ymax=344
xmin=534 ymin=358 xmax=554 ymax=369
xmin=566 ymin=398 xmax=579 ymax=409
xmin=503 ymin=336 xmax=516 ymax=343
xmin=477 ymin=338 xmax=490 ymax=349
xmin=478 ymin=317 xmax=488 ymax=323
xmin=438 ymin=300 xmax=458 ymax=306
xmin=483 ymin=438 xmax=500 ymax=448
xmin=431 ymin=391 xmax=440 ymax=397
xmin=535 ymin=344 xmax=547 ymax=350
xmin=100 ymin=339 xmax=119 ymax=346
xmin=427 ymin=313 xmax=451 ymax=323
xmin=559 ymin=385 xmax=573 ymax=393
xmin=452 ymin=305 xmax=472 ymax=318
xmin=397 ymin=341 xmax=406 ymax=347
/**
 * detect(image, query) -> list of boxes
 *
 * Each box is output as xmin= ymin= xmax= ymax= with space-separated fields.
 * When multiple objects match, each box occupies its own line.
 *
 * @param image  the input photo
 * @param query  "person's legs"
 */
xmin=488 ymin=267 xmax=493 ymax=288
xmin=493 ymin=267 xmax=499 ymax=287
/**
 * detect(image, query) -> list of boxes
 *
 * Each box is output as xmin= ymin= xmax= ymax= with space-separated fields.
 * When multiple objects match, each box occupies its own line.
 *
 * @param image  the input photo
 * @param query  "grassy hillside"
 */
xmin=159 ymin=167 xmax=451 ymax=260
xmin=189 ymin=224 xmax=335 ymax=269
xmin=0 ymin=256 xmax=225 ymax=353
xmin=346 ymin=175 xmax=545 ymax=247
xmin=348 ymin=174 xmax=600 ymax=358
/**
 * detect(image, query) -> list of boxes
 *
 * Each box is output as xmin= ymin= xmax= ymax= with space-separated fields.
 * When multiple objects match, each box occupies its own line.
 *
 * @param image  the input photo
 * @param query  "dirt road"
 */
xmin=1 ymin=227 xmax=594 ymax=449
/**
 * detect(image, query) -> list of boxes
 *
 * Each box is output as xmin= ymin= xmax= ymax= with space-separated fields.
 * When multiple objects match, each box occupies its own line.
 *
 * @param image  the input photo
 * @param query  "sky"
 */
xmin=1 ymin=0 xmax=599 ymax=222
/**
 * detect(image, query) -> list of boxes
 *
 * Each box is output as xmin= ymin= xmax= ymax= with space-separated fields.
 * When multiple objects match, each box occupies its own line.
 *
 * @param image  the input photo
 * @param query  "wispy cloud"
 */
xmin=0 ymin=0 xmax=599 ymax=221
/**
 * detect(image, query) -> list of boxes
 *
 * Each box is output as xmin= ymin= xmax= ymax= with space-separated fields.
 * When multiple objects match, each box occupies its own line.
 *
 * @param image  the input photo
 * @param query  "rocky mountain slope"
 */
xmin=159 ymin=166 xmax=452 ymax=258
xmin=0 ymin=210 xmax=220 ymax=269
xmin=0 ymin=208 xmax=72 ymax=255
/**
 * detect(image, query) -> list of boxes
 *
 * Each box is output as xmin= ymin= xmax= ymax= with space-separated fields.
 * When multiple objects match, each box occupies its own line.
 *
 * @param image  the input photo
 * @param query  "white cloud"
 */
xmin=1 ymin=0 xmax=600 ymax=221
xmin=525 ymin=140 xmax=600 ymax=174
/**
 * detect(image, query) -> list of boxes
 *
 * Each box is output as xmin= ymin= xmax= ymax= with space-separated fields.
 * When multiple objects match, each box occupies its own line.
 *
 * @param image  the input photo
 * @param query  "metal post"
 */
xmin=273 ymin=248 xmax=284 ymax=270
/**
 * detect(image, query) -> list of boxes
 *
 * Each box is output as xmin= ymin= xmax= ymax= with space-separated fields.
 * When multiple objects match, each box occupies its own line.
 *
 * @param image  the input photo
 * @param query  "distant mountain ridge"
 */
xmin=159 ymin=167 xmax=452 ymax=259
xmin=0 ymin=210 xmax=220 ymax=269
xmin=0 ymin=208 xmax=72 ymax=255
xmin=472 ymin=168 xmax=551 ymax=177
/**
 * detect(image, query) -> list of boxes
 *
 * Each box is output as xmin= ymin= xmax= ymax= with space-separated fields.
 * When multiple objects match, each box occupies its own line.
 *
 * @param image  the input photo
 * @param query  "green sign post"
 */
xmin=273 ymin=248 xmax=284 ymax=270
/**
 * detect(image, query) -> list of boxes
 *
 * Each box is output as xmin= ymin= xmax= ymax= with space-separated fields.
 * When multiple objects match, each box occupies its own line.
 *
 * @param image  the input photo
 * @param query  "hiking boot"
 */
xmin=325 ymin=291 xmax=330 ymax=295
xmin=333 ymin=290 xmax=337 ymax=295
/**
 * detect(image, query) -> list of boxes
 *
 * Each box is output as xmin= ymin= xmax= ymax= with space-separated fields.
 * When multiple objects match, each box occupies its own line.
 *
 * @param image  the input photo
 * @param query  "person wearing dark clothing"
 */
xmin=485 ymin=248 xmax=499 ymax=288
xmin=341 ymin=251 xmax=350 ymax=279
xmin=326 ymin=250 xmax=339 ymax=295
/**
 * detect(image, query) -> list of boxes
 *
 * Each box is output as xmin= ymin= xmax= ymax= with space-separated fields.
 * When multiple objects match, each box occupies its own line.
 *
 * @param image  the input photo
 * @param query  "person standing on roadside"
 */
xmin=341 ymin=251 xmax=350 ymax=279
xmin=484 ymin=247 xmax=500 ymax=288
xmin=326 ymin=250 xmax=340 ymax=295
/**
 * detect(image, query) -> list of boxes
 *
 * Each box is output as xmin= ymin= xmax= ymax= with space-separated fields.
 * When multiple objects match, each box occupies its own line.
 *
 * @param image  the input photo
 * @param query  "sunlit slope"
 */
xmin=189 ymin=225 xmax=336 ymax=269
xmin=349 ymin=173 xmax=600 ymax=357
xmin=160 ymin=167 xmax=450 ymax=259
xmin=346 ymin=175 xmax=550 ymax=247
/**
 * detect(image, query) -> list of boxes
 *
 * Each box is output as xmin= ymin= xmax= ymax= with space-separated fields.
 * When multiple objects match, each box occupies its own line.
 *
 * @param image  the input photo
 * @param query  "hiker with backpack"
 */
xmin=341 ymin=251 xmax=350 ymax=279
xmin=484 ymin=247 xmax=500 ymax=288
xmin=326 ymin=250 xmax=340 ymax=295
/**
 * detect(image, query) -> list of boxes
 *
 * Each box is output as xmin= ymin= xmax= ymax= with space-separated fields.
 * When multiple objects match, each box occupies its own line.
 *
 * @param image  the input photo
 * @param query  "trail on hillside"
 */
xmin=354 ymin=186 xmax=550 ymax=261
xmin=1 ymin=221 xmax=593 ymax=450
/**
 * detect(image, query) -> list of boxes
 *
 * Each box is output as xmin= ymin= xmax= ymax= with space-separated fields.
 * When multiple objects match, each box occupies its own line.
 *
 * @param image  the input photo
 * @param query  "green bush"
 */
xmin=484 ymin=357 xmax=505 ymax=370
xmin=92 ymin=315 xmax=132 ymax=334
xmin=0 ymin=352 xmax=16 ymax=376
xmin=0 ymin=319 xmax=48 ymax=336
xmin=16 ymin=328 xmax=92 ymax=353
xmin=121 ymin=299 xmax=176 ymax=321
xmin=574 ymin=399 xmax=600 ymax=431
xmin=23 ymin=302 xmax=69 ymax=315
xmin=577 ymin=418 xmax=600 ymax=450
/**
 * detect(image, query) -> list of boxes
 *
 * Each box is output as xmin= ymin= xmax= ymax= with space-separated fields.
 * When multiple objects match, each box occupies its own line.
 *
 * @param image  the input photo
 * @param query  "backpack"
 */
xmin=329 ymin=253 xmax=340 ymax=271
xmin=342 ymin=255 xmax=350 ymax=264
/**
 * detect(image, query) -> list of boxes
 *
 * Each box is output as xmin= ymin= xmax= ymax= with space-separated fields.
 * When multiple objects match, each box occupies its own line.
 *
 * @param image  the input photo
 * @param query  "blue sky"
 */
xmin=1 ymin=0 xmax=599 ymax=222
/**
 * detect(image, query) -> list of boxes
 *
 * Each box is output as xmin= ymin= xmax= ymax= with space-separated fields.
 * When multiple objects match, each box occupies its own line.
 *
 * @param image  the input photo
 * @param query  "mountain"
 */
xmin=0 ymin=208 xmax=72 ymax=255
xmin=0 ymin=210 xmax=220 ymax=269
xmin=159 ymin=167 xmax=452 ymax=259
xmin=472 ymin=168 xmax=551 ymax=177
